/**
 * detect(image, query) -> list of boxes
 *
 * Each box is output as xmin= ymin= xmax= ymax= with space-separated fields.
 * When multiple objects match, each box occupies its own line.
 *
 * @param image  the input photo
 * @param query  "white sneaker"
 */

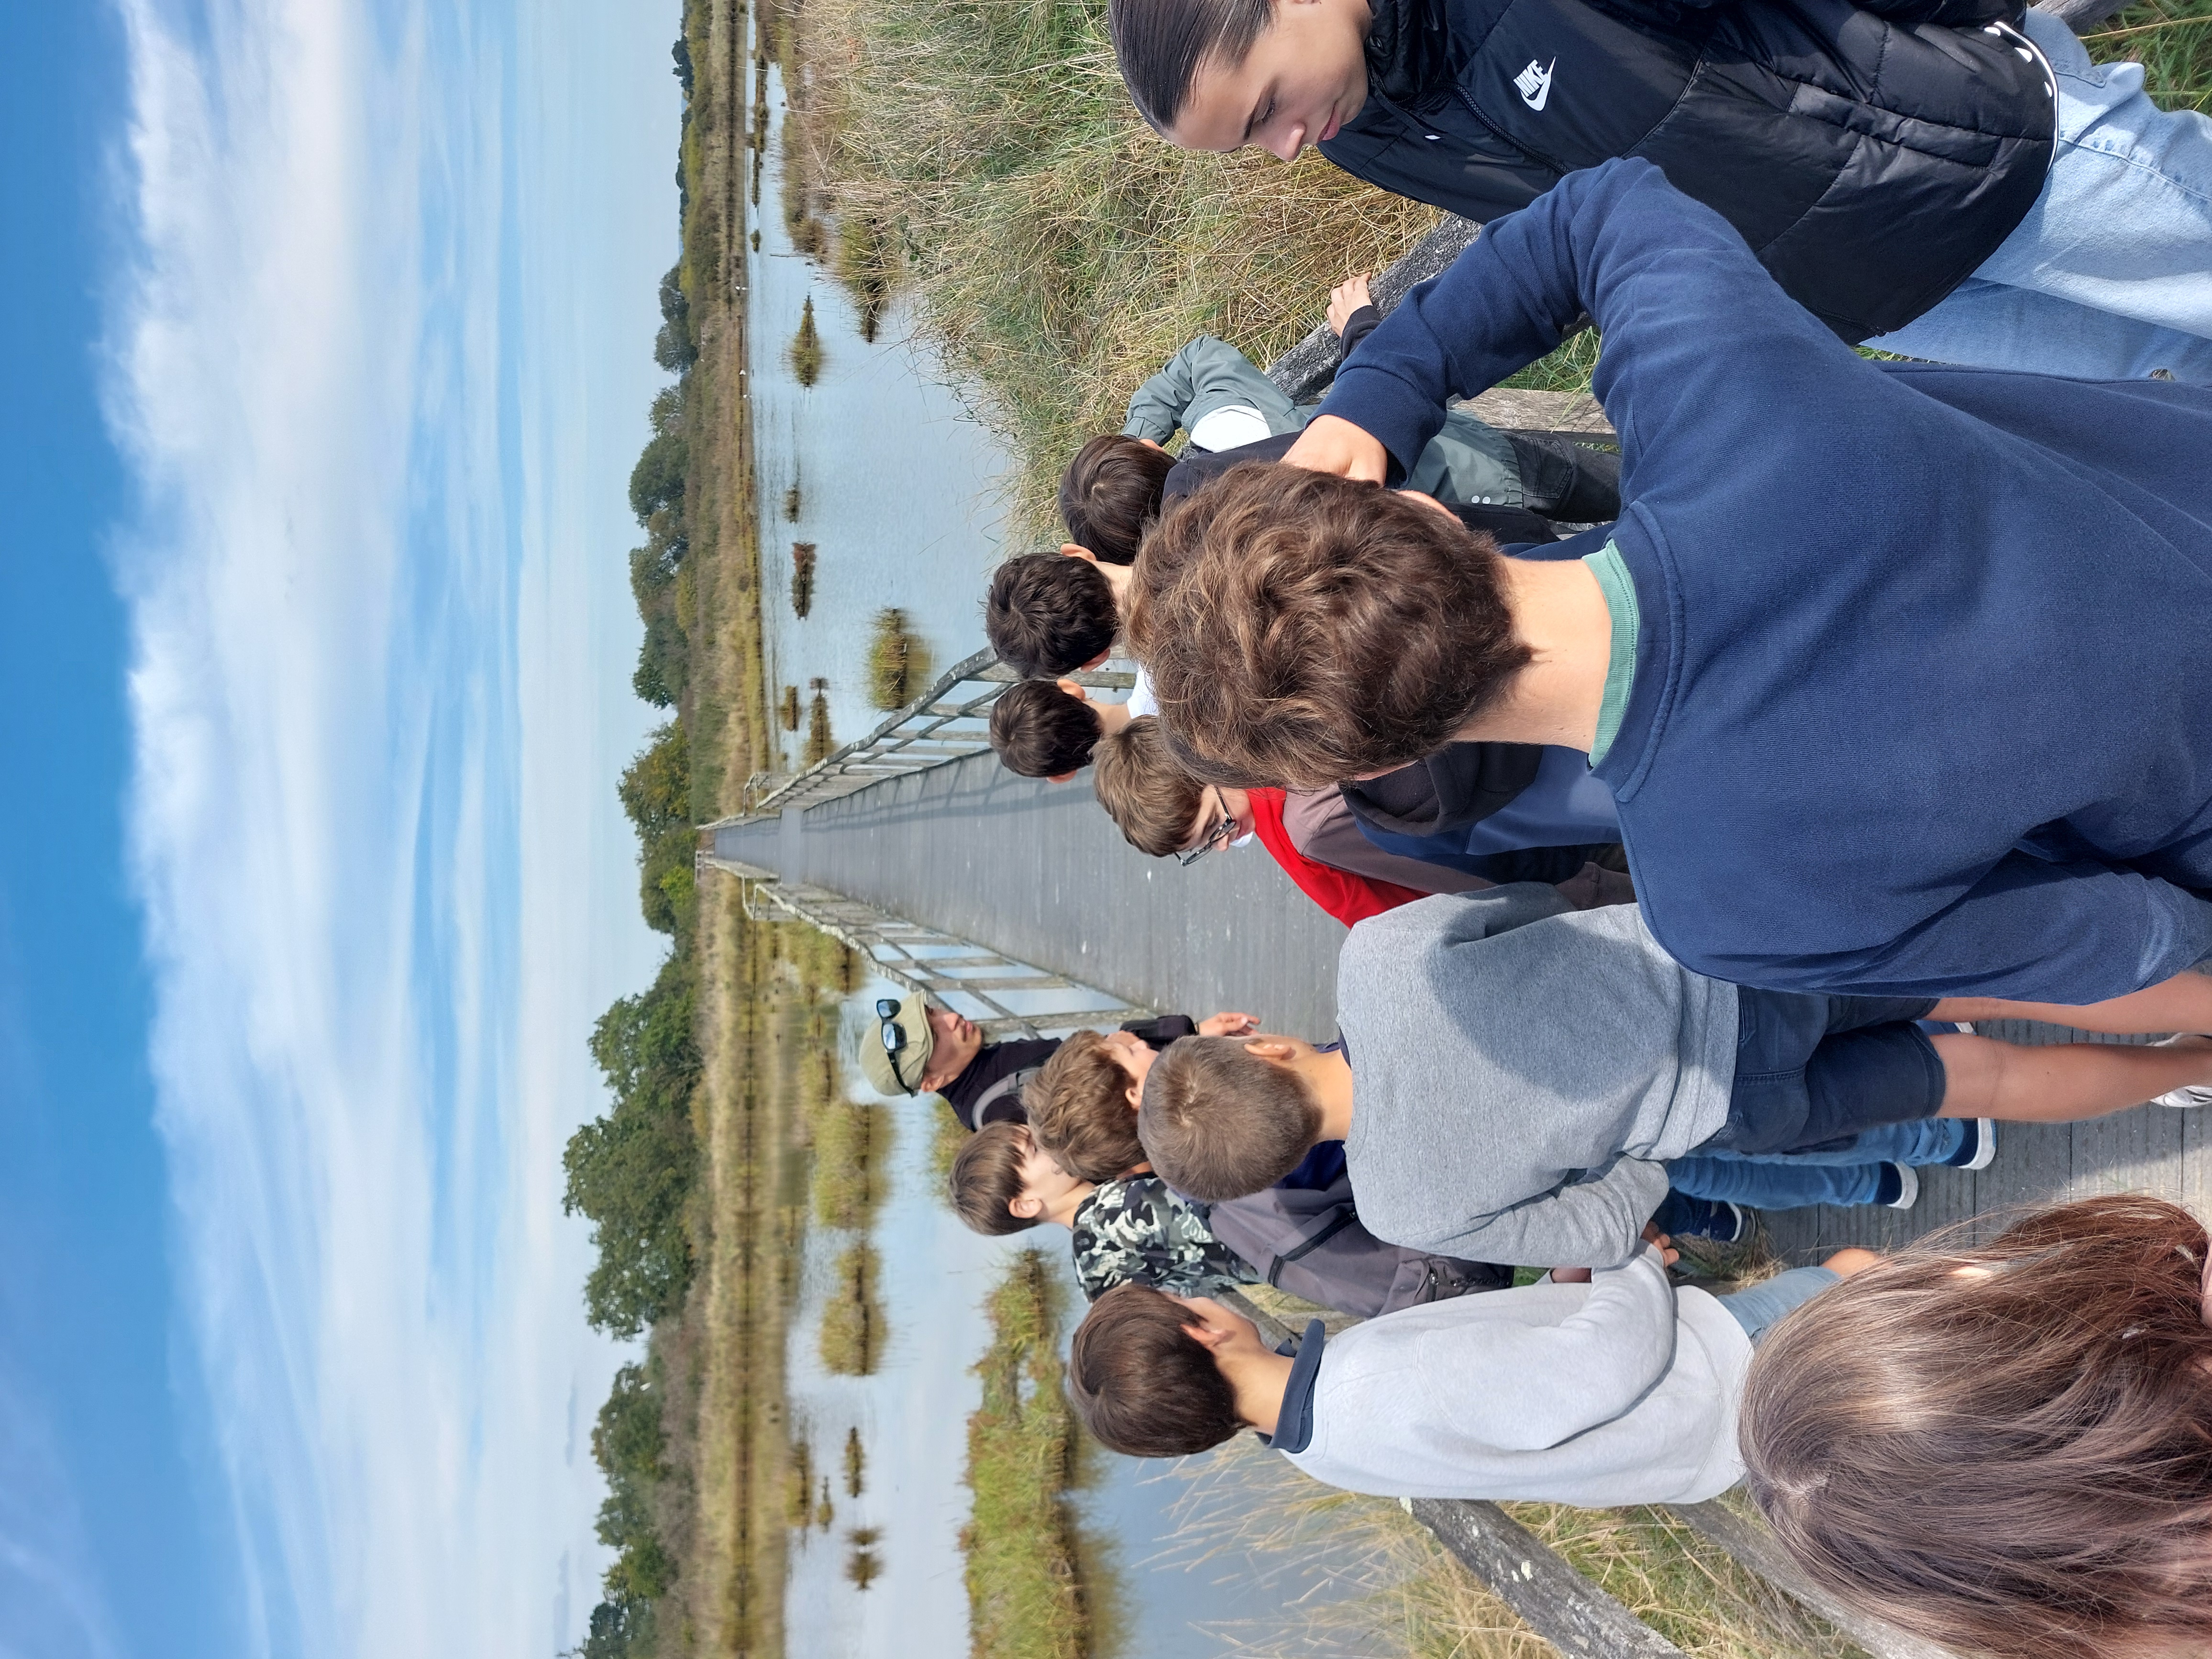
xmin=1882 ymin=1163 xmax=1920 ymax=1210
xmin=2151 ymin=1034 xmax=2212 ymax=1108
xmin=1955 ymin=1117 xmax=1997 ymax=1172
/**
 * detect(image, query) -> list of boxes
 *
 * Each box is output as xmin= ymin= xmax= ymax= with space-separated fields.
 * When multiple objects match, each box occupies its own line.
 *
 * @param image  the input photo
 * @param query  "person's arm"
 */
xmin=1436 ymin=1244 xmax=1681 ymax=1449
xmin=1123 ymin=337 xmax=1297 ymax=443
xmin=1395 ymin=1156 xmax=1671 ymax=1271
xmin=1311 ymin=158 xmax=1873 ymax=486
xmin=1659 ymin=850 xmax=2212 ymax=1004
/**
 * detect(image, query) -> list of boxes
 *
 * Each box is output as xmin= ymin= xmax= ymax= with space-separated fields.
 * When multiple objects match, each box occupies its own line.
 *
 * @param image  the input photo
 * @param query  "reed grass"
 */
xmin=788 ymin=294 xmax=826 ymax=386
xmin=809 ymin=1098 xmax=890 ymax=1231
xmin=962 ymin=1250 xmax=1089 ymax=1659
xmin=2085 ymin=0 xmax=2212 ymax=110
xmin=789 ymin=0 xmax=1437 ymax=534
xmin=865 ymin=607 xmax=932 ymax=710
xmin=817 ymin=1241 xmax=885 ymax=1375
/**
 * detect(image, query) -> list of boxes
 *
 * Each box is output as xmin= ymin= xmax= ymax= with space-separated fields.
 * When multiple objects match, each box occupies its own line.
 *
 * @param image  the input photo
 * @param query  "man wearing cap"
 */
xmin=861 ymin=992 xmax=1256 ymax=1131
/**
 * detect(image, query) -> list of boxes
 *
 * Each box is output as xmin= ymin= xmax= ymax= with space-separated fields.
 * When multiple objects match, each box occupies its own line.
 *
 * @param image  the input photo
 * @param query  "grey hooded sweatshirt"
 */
xmin=1280 ymin=1244 xmax=1753 ymax=1505
xmin=1337 ymin=888 xmax=1737 ymax=1268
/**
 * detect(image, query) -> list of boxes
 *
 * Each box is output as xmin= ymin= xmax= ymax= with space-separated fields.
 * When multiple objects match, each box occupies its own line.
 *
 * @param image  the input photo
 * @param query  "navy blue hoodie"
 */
xmin=1322 ymin=160 xmax=2212 ymax=1002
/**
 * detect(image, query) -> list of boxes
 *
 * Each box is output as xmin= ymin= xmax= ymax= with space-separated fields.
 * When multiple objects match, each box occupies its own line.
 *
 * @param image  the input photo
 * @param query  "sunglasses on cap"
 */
xmin=876 ymin=997 xmax=915 ymax=1094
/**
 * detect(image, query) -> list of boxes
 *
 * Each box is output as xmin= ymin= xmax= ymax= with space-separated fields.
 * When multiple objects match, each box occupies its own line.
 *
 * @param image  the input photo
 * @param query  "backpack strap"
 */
xmin=966 ymin=1063 xmax=1043 ymax=1128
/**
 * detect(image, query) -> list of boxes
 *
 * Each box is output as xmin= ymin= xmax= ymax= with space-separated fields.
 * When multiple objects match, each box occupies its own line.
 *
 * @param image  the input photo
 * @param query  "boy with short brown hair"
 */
xmin=1065 ymin=1246 xmax=1881 ymax=1499
xmin=986 ymin=678 xmax=1130 ymax=780
xmin=1133 ymin=161 xmax=2212 ymax=1005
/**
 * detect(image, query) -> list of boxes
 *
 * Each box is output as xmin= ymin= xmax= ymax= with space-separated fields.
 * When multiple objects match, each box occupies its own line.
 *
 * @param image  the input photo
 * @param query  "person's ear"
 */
xmin=1080 ymin=649 xmax=1110 ymax=670
xmin=1054 ymin=678 xmax=1091 ymax=703
xmin=1009 ymin=1193 xmax=1044 ymax=1221
xmin=1046 ymin=770 xmax=1077 ymax=784
xmin=1402 ymin=489 xmax=1459 ymax=523
xmin=1136 ymin=438 xmax=1164 ymax=451
xmin=1124 ymin=1081 xmax=1140 ymax=1111
xmin=1241 ymin=1037 xmax=1298 ymax=1063
xmin=1060 ymin=543 xmax=1100 ymax=565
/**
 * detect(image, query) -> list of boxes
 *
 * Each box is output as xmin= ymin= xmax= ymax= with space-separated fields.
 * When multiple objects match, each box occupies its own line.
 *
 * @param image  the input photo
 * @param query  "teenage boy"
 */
xmin=1135 ymin=888 xmax=2212 ymax=1267
xmin=950 ymin=1120 xmax=1261 ymax=1301
xmin=987 ymin=677 xmax=1133 ymax=781
xmin=1091 ymin=715 xmax=1631 ymax=921
xmin=1133 ymin=161 xmax=2212 ymax=1004
xmin=1013 ymin=1029 xmax=1509 ymax=1306
xmin=1068 ymin=1243 xmax=1883 ymax=1499
xmin=1107 ymin=0 xmax=2212 ymax=382
xmin=857 ymin=989 xmax=1255 ymax=1129
xmin=954 ymin=1102 xmax=1504 ymax=1311
xmin=1068 ymin=273 xmax=1618 ymax=564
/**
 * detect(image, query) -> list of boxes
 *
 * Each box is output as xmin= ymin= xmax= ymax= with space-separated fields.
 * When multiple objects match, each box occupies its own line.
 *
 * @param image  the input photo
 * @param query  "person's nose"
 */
xmin=1265 ymin=122 xmax=1306 ymax=162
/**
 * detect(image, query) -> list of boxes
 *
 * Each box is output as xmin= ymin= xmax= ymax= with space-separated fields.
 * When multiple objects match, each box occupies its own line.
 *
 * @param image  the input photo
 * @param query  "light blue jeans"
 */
xmin=1666 ymin=1115 xmax=1965 ymax=1210
xmin=1717 ymin=1265 xmax=1842 ymax=1343
xmin=1869 ymin=9 xmax=2212 ymax=384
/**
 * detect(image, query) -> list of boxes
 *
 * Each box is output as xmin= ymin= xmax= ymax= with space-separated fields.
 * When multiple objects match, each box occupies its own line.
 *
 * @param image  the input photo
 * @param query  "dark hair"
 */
xmin=988 ymin=680 xmax=1104 ymax=777
xmin=1127 ymin=463 xmax=1530 ymax=790
xmin=1067 ymin=1283 xmax=1244 ymax=1456
xmin=1137 ymin=1035 xmax=1321 ymax=1202
xmin=1107 ymin=0 xmax=1273 ymax=133
xmin=1740 ymin=1196 xmax=2212 ymax=1659
xmin=1092 ymin=717 xmax=1206 ymax=857
xmin=985 ymin=553 xmax=1120 ymax=678
xmin=1027 ymin=1031 xmax=1147 ymax=1183
xmin=948 ymin=1122 xmax=1045 ymax=1237
xmin=1060 ymin=435 xmax=1176 ymax=565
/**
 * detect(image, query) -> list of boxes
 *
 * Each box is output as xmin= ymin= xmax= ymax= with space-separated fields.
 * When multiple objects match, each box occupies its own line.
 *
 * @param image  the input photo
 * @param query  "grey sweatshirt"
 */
xmin=1282 ymin=1244 xmax=1753 ymax=1505
xmin=1338 ymin=888 xmax=1738 ymax=1269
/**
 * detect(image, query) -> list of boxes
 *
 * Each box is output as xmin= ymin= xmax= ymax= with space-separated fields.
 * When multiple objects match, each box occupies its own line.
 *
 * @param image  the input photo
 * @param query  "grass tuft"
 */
xmin=962 ymin=1250 xmax=1089 ymax=1659
xmin=817 ymin=1241 xmax=885 ymax=1375
xmin=865 ymin=607 xmax=932 ymax=710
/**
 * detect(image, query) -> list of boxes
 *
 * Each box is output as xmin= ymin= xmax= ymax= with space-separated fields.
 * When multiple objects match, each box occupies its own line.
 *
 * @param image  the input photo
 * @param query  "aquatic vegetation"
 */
xmin=790 ymin=541 xmax=817 ymax=618
xmin=788 ymin=294 xmax=825 ymax=386
xmin=865 ymin=607 xmax=931 ymax=711
xmin=817 ymin=1242 xmax=884 ymax=1376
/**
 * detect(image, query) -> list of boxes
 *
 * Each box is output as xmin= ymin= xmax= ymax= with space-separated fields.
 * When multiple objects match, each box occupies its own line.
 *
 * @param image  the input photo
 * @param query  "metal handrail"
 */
xmin=702 ymin=648 xmax=1134 ymax=828
xmin=703 ymin=855 xmax=1153 ymax=1040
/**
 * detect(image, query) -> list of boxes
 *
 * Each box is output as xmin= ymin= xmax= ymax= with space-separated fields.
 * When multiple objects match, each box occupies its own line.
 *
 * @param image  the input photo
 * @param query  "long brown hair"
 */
xmin=1739 ymin=1195 xmax=2212 ymax=1659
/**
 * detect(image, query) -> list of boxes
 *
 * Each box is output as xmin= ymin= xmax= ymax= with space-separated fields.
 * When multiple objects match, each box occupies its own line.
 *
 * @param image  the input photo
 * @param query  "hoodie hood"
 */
xmin=1339 ymin=741 xmax=1543 ymax=838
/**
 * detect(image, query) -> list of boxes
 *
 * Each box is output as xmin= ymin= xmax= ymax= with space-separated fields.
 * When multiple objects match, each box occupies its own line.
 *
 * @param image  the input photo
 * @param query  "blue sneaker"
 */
xmin=1653 ymin=1194 xmax=1748 ymax=1244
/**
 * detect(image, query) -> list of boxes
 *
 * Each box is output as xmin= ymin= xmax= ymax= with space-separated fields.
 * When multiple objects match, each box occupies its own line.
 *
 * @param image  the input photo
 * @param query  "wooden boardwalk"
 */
xmin=716 ymin=759 xmax=2206 ymax=1261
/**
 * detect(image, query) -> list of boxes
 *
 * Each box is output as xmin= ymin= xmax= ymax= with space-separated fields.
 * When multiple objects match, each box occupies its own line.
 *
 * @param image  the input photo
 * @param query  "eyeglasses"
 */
xmin=1179 ymin=790 xmax=1239 ymax=867
xmin=876 ymin=997 xmax=915 ymax=1094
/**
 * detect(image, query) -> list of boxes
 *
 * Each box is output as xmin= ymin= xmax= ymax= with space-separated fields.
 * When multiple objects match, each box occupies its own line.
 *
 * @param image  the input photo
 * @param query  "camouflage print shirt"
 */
xmin=1069 ymin=1176 xmax=1260 ymax=1303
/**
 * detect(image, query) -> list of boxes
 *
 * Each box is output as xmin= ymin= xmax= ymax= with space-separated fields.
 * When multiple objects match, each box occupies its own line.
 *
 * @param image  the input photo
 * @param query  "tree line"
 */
xmin=561 ymin=24 xmax=711 ymax=1658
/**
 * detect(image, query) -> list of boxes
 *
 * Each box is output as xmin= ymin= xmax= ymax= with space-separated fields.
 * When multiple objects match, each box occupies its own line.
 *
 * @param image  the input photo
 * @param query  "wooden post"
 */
xmin=1409 ymin=1500 xmax=1690 ymax=1659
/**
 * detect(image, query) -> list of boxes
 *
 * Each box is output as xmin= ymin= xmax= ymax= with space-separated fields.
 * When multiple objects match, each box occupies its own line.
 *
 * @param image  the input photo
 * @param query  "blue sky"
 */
xmin=0 ymin=2 xmax=680 ymax=1654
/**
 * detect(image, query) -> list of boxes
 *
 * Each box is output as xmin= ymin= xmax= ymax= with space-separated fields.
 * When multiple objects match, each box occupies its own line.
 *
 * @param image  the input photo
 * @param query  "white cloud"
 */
xmin=106 ymin=0 xmax=677 ymax=1653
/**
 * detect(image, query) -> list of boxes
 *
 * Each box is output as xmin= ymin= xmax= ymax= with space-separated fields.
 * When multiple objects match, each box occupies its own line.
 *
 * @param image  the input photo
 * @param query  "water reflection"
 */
xmin=748 ymin=55 xmax=1012 ymax=766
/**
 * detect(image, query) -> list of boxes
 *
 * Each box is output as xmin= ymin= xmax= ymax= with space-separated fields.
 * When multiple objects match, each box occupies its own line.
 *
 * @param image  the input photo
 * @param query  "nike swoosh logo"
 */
xmin=1517 ymin=58 xmax=1557 ymax=111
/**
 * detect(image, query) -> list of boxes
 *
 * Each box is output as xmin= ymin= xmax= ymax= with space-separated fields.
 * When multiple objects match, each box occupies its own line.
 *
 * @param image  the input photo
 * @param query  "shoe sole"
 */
xmin=1960 ymin=1117 xmax=1997 ymax=1171
xmin=1884 ymin=1164 xmax=1920 ymax=1209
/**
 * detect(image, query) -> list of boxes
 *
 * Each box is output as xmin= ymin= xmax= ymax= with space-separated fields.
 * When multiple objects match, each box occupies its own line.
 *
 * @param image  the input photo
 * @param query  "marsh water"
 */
xmin=748 ymin=57 xmax=1007 ymax=767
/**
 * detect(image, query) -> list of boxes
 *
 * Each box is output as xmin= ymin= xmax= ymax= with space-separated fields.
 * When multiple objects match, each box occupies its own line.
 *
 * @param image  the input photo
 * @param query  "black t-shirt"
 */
xmin=940 ymin=1015 xmax=1198 ymax=1132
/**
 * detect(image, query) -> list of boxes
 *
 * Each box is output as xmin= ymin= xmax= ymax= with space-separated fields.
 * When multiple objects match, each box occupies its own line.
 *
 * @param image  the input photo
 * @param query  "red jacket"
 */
xmin=1247 ymin=788 xmax=1427 ymax=928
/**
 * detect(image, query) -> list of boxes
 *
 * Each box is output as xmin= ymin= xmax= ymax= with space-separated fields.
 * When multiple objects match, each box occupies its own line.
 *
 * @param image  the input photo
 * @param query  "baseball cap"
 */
xmin=859 ymin=992 xmax=934 ymax=1096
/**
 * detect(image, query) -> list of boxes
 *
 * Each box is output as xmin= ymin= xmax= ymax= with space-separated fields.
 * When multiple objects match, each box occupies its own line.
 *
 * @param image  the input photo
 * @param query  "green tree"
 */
xmin=627 ymin=430 xmax=688 ymax=523
xmin=563 ymin=1106 xmax=697 ymax=1338
xmin=619 ymin=724 xmax=692 ymax=845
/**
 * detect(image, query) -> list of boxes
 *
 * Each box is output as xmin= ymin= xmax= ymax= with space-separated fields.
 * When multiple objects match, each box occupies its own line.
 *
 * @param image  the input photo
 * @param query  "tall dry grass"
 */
xmin=789 ymin=0 xmax=1436 ymax=532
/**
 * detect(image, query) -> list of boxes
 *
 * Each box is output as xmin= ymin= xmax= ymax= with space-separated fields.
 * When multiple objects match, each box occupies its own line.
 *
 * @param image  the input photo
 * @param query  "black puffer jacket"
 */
xmin=1319 ymin=0 xmax=2056 ymax=339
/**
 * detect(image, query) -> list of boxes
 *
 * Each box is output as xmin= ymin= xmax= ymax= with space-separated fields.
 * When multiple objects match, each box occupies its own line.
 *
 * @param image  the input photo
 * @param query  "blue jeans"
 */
xmin=1717 ymin=1265 xmax=1841 ymax=1343
xmin=1870 ymin=10 xmax=2212 ymax=384
xmin=1667 ymin=1116 xmax=1966 ymax=1210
